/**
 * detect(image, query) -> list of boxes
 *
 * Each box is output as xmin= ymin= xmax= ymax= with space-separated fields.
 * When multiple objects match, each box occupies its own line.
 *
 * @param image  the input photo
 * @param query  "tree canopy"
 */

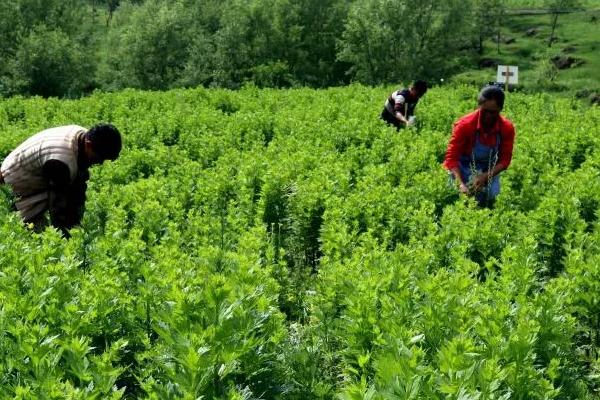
xmin=0 ymin=0 xmax=541 ymax=97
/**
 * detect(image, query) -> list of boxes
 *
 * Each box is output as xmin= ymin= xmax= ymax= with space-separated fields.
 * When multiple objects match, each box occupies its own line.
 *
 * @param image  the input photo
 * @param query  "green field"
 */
xmin=0 ymin=85 xmax=599 ymax=398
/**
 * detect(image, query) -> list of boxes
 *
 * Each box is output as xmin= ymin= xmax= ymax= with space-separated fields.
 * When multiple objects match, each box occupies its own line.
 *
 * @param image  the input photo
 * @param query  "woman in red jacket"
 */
xmin=443 ymin=85 xmax=516 ymax=207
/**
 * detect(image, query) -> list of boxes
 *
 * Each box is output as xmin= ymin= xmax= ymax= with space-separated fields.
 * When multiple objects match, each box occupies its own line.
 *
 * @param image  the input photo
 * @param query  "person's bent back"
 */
xmin=381 ymin=80 xmax=428 ymax=130
xmin=0 ymin=123 xmax=122 ymax=235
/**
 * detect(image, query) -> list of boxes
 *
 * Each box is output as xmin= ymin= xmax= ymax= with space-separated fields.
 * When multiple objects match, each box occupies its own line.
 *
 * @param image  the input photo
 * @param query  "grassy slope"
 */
xmin=505 ymin=0 xmax=597 ymax=6
xmin=452 ymin=7 xmax=600 ymax=100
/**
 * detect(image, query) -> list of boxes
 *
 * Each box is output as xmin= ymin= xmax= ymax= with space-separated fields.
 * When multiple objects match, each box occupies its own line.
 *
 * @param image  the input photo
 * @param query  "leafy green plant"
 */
xmin=0 ymin=85 xmax=598 ymax=398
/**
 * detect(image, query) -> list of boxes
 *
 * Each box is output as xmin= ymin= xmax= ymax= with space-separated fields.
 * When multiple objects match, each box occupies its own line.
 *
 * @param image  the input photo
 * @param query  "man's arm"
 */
xmin=42 ymin=160 xmax=87 ymax=233
xmin=395 ymin=111 xmax=409 ymax=124
xmin=43 ymin=160 xmax=72 ymax=232
xmin=392 ymin=93 xmax=409 ymax=124
xmin=43 ymin=160 xmax=71 ymax=188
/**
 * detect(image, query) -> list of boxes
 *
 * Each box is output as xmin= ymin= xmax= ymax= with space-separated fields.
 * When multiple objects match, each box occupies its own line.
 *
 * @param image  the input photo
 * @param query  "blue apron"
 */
xmin=458 ymin=131 xmax=500 ymax=204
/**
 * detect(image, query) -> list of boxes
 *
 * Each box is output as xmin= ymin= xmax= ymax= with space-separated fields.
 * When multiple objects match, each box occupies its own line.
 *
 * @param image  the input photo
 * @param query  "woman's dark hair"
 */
xmin=478 ymin=85 xmax=505 ymax=109
xmin=87 ymin=123 xmax=122 ymax=160
xmin=413 ymin=80 xmax=428 ymax=94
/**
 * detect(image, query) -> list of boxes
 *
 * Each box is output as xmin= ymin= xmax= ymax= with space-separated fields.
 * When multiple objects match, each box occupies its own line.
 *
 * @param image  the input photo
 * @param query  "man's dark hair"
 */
xmin=413 ymin=80 xmax=428 ymax=94
xmin=87 ymin=123 xmax=122 ymax=161
xmin=478 ymin=85 xmax=505 ymax=109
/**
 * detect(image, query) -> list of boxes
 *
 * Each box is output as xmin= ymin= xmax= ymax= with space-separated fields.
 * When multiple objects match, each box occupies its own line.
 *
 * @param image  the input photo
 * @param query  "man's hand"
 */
xmin=458 ymin=182 xmax=469 ymax=194
xmin=395 ymin=112 xmax=408 ymax=125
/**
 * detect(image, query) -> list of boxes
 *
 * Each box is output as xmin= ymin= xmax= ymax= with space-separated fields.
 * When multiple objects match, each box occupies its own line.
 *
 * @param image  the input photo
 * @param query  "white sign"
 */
xmin=496 ymin=65 xmax=519 ymax=85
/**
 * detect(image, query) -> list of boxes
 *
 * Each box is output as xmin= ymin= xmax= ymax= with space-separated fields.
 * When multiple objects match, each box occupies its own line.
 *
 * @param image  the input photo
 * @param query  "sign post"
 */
xmin=496 ymin=65 xmax=518 ymax=91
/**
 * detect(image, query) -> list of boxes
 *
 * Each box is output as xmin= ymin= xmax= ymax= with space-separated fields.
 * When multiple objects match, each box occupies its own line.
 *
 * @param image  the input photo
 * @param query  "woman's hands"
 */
xmin=470 ymin=173 xmax=490 ymax=193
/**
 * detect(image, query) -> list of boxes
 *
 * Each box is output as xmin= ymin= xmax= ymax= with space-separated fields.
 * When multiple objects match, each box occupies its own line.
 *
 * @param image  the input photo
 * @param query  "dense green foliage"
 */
xmin=1 ymin=0 xmax=596 ymax=98
xmin=0 ymin=85 xmax=599 ymax=398
xmin=505 ymin=0 xmax=593 ymax=6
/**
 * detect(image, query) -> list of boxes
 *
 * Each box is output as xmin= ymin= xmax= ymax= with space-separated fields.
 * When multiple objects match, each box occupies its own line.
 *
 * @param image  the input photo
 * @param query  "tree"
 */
xmin=546 ymin=0 xmax=581 ymax=47
xmin=16 ymin=0 xmax=90 ymax=36
xmin=105 ymin=0 xmax=120 ymax=26
xmin=473 ymin=0 xmax=506 ymax=54
xmin=209 ymin=0 xmax=292 ymax=88
xmin=99 ymin=0 xmax=191 ymax=90
xmin=8 ymin=25 xmax=92 ymax=97
xmin=0 ymin=0 xmax=94 ymax=97
xmin=0 ymin=2 xmax=22 ymax=94
xmin=179 ymin=0 xmax=351 ymax=88
xmin=337 ymin=0 xmax=475 ymax=84
xmin=277 ymin=0 xmax=352 ymax=86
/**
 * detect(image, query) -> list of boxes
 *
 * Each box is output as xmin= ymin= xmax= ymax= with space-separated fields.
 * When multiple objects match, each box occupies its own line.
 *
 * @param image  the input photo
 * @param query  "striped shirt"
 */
xmin=1 ymin=125 xmax=86 ymax=221
xmin=384 ymin=89 xmax=418 ymax=117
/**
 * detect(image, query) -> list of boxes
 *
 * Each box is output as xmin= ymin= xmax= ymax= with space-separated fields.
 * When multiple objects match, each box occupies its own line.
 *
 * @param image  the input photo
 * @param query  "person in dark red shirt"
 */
xmin=443 ymin=84 xmax=515 ymax=207
xmin=381 ymin=80 xmax=428 ymax=130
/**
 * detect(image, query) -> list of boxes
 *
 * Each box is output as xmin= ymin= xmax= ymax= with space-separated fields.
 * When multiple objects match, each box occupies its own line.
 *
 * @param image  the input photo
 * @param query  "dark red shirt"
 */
xmin=443 ymin=109 xmax=516 ymax=171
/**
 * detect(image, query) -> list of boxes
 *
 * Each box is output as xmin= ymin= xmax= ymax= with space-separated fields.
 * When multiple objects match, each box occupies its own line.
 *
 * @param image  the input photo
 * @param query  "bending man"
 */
xmin=381 ymin=80 xmax=428 ymax=130
xmin=0 ymin=124 xmax=122 ymax=235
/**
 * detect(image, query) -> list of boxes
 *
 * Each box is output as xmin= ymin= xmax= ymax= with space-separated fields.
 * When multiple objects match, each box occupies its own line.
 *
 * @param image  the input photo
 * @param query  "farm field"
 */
xmin=0 ymin=85 xmax=599 ymax=399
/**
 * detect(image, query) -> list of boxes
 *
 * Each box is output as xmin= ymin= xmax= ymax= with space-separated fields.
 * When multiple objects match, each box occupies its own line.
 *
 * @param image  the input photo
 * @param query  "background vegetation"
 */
xmin=0 ymin=0 xmax=598 ymax=100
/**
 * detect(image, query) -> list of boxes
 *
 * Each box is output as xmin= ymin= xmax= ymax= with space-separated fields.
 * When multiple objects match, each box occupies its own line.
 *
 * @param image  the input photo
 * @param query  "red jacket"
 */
xmin=443 ymin=109 xmax=516 ymax=171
